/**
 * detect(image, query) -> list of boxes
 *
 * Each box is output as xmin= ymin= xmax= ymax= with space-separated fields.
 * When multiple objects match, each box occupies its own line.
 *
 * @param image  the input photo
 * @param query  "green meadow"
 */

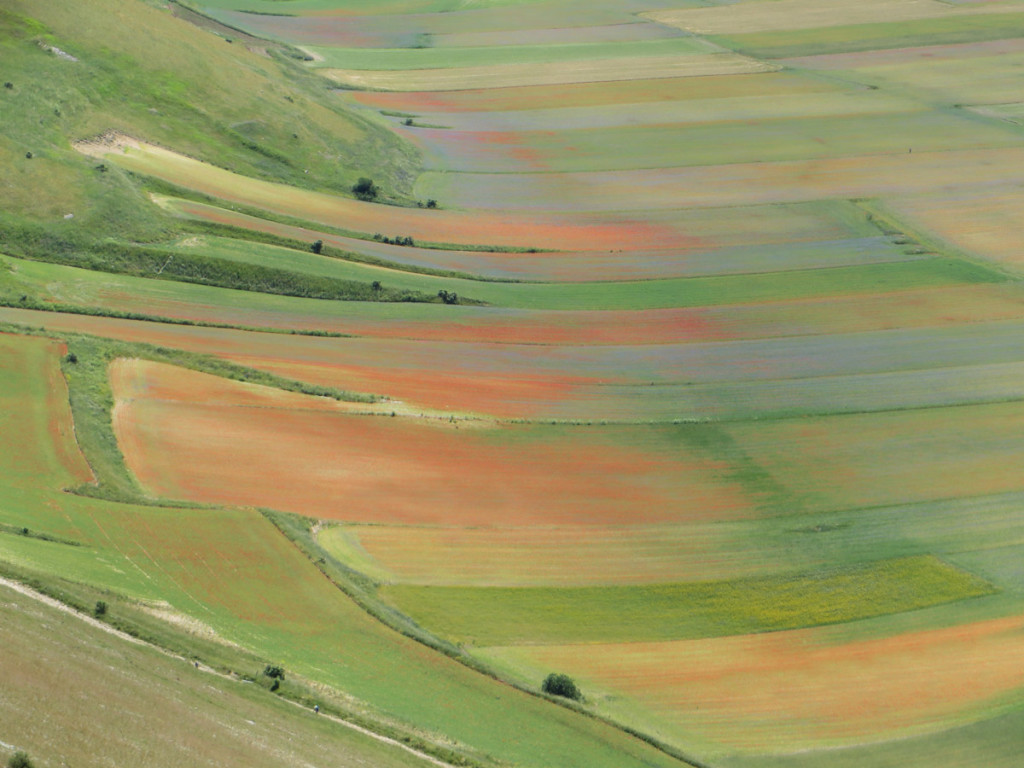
xmin=381 ymin=556 xmax=994 ymax=645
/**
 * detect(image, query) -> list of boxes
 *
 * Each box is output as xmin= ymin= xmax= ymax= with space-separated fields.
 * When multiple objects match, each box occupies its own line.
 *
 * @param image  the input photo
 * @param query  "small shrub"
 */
xmin=403 ymin=118 xmax=413 ymax=126
xmin=426 ymin=199 xmax=437 ymax=209
xmin=352 ymin=177 xmax=378 ymax=201
xmin=263 ymin=664 xmax=285 ymax=680
xmin=24 ymin=151 xmax=32 ymax=159
xmin=371 ymin=280 xmax=382 ymax=291
xmin=541 ymin=673 xmax=581 ymax=701
xmin=94 ymin=600 xmax=107 ymax=617
xmin=7 ymin=751 xmax=34 ymax=768
xmin=310 ymin=239 xmax=323 ymax=254
xmin=3 ymin=82 xmax=12 ymax=89
xmin=65 ymin=352 xmax=78 ymax=364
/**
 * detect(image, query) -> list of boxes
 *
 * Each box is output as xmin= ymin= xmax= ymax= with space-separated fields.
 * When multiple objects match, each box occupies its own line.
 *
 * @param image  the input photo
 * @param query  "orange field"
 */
xmin=110 ymin=360 xmax=754 ymax=525
xmin=503 ymin=613 xmax=1024 ymax=749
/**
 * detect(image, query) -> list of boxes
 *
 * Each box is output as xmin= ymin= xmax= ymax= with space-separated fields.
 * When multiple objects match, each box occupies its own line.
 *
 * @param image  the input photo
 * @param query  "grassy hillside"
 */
xmin=0 ymin=0 xmax=417 ymax=244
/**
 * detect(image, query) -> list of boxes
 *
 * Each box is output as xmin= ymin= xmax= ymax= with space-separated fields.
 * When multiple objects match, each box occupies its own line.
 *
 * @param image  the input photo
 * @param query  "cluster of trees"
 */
xmin=263 ymin=664 xmax=285 ymax=692
xmin=373 ymin=233 xmax=415 ymax=247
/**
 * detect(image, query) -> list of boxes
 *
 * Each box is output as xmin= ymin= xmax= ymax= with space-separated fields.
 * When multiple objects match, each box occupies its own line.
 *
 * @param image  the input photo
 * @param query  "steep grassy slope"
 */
xmin=0 ymin=0 xmax=416 ymax=245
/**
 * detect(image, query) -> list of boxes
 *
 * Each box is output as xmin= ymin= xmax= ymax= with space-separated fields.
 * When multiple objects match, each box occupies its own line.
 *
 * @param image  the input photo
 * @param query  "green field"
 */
xmin=382 ymin=556 xmax=995 ymax=645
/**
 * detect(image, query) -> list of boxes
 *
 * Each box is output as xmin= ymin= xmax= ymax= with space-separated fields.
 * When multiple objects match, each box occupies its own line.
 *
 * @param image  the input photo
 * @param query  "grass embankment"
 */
xmin=0 ymin=0 xmax=416 ymax=221
xmin=1 ymin=224 xmax=441 ymax=304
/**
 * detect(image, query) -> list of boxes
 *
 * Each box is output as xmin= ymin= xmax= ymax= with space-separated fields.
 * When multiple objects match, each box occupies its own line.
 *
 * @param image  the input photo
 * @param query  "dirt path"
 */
xmin=0 ymin=576 xmax=456 ymax=768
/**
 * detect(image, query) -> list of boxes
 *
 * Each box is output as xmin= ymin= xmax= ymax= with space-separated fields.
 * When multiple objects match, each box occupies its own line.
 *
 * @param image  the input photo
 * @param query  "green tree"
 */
xmin=541 ymin=673 xmax=581 ymax=701
xmin=7 ymin=751 xmax=34 ymax=768
xmin=352 ymin=177 xmax=378 ymax=201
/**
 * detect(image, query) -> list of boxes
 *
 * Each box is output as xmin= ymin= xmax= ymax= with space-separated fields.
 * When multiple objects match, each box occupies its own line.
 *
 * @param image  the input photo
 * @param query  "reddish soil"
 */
xmin=110 ymin=361 xmax=752 ymax=526
xmin=231 ymin=358 xmax=598 ymax=418
xmin=529 ymin=614 xmax=1024 ymax=747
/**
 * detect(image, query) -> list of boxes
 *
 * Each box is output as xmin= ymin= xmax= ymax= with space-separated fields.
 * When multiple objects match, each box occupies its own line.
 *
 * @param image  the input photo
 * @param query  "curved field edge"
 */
xmin=23 ymin=326 xmax=380 ymax=505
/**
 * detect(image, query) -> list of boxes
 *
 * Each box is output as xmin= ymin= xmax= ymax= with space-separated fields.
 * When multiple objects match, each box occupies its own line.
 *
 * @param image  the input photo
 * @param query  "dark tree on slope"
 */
xmin=542 ymin=673 xmax=581 ymax=701
xmin=352 ymin=177 xmax=378 ymax=201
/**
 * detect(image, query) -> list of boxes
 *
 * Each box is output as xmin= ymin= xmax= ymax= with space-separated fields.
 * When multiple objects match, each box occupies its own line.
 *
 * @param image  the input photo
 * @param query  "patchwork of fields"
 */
xmin=5 ymin=0 xmax=1024 ymax=766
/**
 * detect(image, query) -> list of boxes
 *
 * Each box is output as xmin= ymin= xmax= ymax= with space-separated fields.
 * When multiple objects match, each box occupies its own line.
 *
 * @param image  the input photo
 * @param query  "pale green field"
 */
xmin=381 ymin=556 xmax=994 ymax=645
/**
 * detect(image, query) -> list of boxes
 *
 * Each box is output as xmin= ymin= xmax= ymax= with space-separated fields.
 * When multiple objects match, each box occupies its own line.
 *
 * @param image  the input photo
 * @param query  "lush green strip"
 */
xmin=383 ymin=556 xmax=996 ymax=645
xmin=0 ymin=523 xmax=82 ymax=548
xmin=711 ymin=13 xmax=1024 ymax=59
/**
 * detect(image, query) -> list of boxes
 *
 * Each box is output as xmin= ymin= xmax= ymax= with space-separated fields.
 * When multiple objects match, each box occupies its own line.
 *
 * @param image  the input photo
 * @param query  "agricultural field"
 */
xmin=6 ymin=0 xmax=1024 ymax=766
